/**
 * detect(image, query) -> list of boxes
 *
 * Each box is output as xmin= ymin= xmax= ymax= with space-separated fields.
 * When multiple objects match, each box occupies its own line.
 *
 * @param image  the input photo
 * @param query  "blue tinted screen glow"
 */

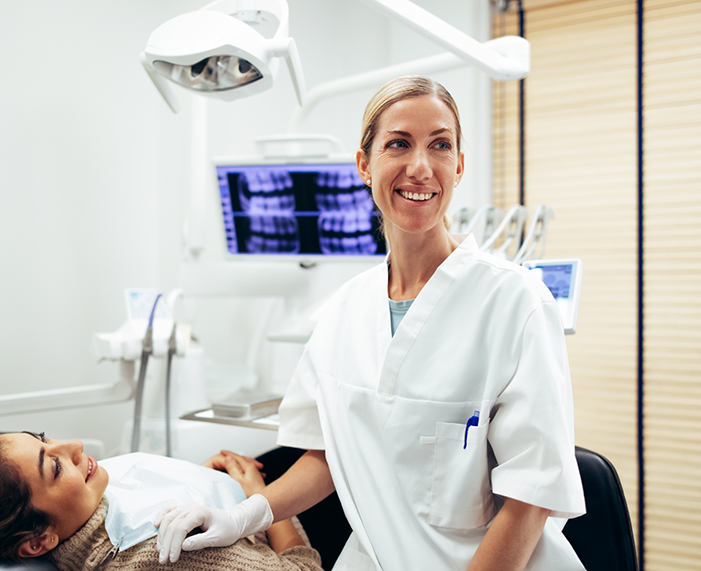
xmin=533 ymin=264 xmax=572 ymax=299
xmin=217 ymin=164 xmax=387 ymax=257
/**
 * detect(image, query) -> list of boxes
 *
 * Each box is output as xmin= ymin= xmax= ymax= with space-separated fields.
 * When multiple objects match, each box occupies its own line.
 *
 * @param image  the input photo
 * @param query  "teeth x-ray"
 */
xmin=217 ymin=163 xmax=387 ymax=257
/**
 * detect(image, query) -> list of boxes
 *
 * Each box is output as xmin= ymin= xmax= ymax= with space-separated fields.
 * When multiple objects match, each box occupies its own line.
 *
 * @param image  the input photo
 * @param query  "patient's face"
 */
xmin=3 ymin=433 xmax=109 ymax=541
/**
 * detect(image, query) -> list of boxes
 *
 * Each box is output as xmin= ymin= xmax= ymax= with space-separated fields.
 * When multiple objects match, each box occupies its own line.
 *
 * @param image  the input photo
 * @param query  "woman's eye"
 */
xmin=54 ymin=457 xmax=62 ymax=479
xmin=388 ymin=140 xmax=408 ymax=149
xmin=434 ymin=140 xmax=452 ymax=150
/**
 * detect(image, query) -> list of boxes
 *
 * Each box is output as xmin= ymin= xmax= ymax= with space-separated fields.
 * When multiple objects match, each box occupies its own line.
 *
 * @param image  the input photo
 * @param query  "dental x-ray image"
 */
xmin=217 ymin=163 xmax=386 ymax=257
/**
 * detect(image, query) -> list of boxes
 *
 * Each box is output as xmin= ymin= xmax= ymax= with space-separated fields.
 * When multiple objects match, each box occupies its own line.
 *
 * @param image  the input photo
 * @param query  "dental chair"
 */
xmin=563 ymin=446 xmax=639 ymax=571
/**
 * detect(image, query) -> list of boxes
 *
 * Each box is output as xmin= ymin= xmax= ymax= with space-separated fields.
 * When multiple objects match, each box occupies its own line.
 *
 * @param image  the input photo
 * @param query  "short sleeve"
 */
xmin=277 ymin=343 xmax=326 ymax=450
xmin=489 ymin=301 xmax=585 ymax=519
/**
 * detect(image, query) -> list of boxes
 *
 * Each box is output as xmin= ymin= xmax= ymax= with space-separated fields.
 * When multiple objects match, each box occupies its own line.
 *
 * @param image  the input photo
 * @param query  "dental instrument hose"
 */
xmin=164 ymin=323 xmax=177 ymax=457
xmin=131 ymin=294 xmax=162 ymax=453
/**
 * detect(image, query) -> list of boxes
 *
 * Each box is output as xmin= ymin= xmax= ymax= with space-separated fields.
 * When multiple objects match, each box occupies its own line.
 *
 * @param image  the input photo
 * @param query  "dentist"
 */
xmin=156 ymin=76 xmax=586 ymax=571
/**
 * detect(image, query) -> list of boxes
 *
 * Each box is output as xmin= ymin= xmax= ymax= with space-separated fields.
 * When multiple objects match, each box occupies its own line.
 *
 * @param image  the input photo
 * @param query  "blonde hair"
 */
xmin=360 ymin=76 xmax=461 ymax=235
xmin=359 ymin=75 xmax=462 ymax=158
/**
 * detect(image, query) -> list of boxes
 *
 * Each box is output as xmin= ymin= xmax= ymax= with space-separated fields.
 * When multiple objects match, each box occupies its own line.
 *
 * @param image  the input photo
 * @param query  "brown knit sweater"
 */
xmin=47 ymin=501 xmax=323 ymax=571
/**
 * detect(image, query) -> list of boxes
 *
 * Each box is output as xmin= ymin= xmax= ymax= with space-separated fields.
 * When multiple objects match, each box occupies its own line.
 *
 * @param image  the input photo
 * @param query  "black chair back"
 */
xmin=563 ymin=446 xmax=638 ymax=571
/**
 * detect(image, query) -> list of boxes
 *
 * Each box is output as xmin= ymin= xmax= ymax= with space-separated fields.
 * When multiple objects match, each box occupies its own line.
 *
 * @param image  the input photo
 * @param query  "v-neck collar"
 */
xmin=375 ymin=234 xmax=479 ymax=395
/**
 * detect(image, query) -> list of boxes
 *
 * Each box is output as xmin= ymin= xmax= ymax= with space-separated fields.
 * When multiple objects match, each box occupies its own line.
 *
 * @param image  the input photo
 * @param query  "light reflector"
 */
xmin=153 ymin=55 xmax=263 ymax=92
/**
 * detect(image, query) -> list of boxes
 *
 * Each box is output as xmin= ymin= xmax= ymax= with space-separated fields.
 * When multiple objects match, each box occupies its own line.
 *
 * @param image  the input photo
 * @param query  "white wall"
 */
xmin=0 ymin=0 xmax=493 ymax=456
xmin=0 ymin=1 xmax=174 ymax=452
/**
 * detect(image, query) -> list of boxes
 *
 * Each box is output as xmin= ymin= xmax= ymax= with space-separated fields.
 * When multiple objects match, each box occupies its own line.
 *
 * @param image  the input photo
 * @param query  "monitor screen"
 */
xmin=522 ymin=259 xmax=583 ymax=335
xmin=534 ymin=263 xmax=573 ymax=300
xmin=216 ymin=162 xmax=387 ymax=258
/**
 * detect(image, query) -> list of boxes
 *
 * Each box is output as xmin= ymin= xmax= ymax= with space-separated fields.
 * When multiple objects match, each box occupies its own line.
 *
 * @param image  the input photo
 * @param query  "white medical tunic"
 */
xmin=277 ymin=235 xmax=586 ymax=571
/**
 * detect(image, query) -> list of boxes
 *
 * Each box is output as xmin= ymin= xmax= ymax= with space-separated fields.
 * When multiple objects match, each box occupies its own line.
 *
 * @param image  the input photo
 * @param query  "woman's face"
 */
xmin=357 ymin=95 xmax=464 ymax=240
xmin=3 ymin=432 xmax=109 ymax=541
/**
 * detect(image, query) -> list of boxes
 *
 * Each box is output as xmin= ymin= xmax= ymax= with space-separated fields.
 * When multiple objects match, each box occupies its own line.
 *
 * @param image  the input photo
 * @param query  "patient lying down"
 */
xmin=0 ymin=432 xmax=322 ymax=571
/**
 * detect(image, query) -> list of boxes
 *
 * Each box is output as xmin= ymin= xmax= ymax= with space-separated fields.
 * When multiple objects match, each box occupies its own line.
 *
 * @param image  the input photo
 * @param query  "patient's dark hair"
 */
xmin=0 ymin=436 xmax=53 ymax=562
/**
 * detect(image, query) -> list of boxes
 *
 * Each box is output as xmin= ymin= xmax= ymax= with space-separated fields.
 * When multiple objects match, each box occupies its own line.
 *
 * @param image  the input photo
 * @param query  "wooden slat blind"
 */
xmin=492 ymin=10 xmax=521 ymax=210
xmin=493 ymin=0 xmax=640 ymax=548
xmin=524 ymin=0 xmax=641 ymax=543
xmin=493 ymin=0 xmax=701 ymax=569
xmin=643 ymin=1 xmax=701 ymax=569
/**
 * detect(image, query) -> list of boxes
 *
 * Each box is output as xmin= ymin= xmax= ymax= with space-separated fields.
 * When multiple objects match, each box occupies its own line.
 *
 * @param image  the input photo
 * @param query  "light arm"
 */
xmin=288 ymin=0 xmax=529 ymax=132
xmin=0 ymin=361 xmax=135 ymax=416
xmin=357 ymin=0 xmax=530 ymax=80
xmin=288 ymin=52 xmax=468 ymax=132
xmin=268 ymin=37 xmax=307 ymax=106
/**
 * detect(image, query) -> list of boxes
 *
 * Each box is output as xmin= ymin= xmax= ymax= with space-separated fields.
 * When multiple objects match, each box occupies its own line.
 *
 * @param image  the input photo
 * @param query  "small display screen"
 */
xmin=531 ymin=264 xmax=572 ymax=300
xmin=524 ymin=259 xmax=582 ymax=335
xmin=216 ymin=163 xmax=387 ymax=257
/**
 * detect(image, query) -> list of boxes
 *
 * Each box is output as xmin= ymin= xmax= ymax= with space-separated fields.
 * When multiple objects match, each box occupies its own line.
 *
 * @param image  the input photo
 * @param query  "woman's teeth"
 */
xmin=399 ymin=190 xmax=433 ymax=201
xmin=86 ymin=459 xmax=93 ymax=482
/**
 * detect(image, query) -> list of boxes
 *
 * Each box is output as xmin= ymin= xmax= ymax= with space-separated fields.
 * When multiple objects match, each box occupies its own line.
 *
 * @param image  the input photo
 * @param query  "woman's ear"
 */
xmin=18 ymin=530 xmax=58 ymax=558
xmin=356 ymin=149 xmax=371 ymax=185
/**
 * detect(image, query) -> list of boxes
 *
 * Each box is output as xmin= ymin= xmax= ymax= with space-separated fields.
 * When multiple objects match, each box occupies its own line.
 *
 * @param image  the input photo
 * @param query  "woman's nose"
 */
xmin=406 ymin=149 xmax=431 ymax=181
xmin=53 ymin=440 xmax=84 ymax=465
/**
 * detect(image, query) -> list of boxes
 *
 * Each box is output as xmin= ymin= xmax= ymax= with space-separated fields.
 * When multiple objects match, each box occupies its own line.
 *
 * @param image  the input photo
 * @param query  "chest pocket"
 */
xmin=425 ymin=420 xmax=496 ymax=529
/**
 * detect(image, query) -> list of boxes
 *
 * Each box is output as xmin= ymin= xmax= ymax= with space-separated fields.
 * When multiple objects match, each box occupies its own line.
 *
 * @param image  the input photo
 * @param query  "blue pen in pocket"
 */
xmin=463 ymin=411 xmax=480 ymax=449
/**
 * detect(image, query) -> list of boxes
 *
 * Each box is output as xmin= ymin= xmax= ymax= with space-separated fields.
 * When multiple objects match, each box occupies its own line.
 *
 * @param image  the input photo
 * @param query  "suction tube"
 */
xmin=164 ymin=323 xmax=178 ymax=457
xmin=130 ymin=294 xmax=162 ymax=453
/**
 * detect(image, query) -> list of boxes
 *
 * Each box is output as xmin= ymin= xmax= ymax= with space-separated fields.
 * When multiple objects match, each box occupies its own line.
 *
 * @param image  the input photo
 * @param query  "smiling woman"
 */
xmin=2 ymin=433 xmax=110 ymax=551
xmin=358 ymin=96 xmax=463 ymax=238
xmin=355 ymin=77 xmax=465 ymax=301
xmin=0 ymin=434 xmax=323 ymax=571
xmin=357 ymin=76 xmax=464 ymax=266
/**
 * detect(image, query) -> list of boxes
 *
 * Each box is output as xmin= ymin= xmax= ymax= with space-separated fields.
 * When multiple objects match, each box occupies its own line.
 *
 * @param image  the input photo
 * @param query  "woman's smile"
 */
xmin=85 ymin=456 xmax=96 ymax=482
xmin=397 ymin=187 xmax=436 ymax=202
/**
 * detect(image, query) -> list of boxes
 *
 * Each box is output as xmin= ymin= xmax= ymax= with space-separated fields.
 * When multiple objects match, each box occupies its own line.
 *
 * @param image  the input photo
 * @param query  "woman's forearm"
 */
xmin=467 ymin=498 xmax=550 ymax=571
xmin=261 ymin=450 xmax=335 ymax=523
xmin=265 ymin=520 xmax=306 ymax=553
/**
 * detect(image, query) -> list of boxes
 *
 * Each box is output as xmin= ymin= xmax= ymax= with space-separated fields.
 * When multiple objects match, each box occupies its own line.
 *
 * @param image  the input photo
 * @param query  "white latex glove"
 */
xmin=153 ymin=494 xmax=273 ymax=564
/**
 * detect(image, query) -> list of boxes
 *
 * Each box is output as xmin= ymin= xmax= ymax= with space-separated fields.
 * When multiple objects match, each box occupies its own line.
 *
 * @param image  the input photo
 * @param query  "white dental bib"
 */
xmin=100 ymin=452 xmax=247 ymax=552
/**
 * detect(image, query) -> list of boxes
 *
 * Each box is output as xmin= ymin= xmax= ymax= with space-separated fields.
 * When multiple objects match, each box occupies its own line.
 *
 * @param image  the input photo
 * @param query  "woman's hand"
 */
xmin=201 ymin=450 xmax=263 ymax=473
xmin=202 ymin=450 xmax=266 ymax=497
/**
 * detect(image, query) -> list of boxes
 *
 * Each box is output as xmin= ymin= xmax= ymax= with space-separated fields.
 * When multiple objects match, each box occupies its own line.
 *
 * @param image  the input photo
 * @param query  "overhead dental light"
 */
xmin=141 ymin=0 xmax=305 ymax=113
